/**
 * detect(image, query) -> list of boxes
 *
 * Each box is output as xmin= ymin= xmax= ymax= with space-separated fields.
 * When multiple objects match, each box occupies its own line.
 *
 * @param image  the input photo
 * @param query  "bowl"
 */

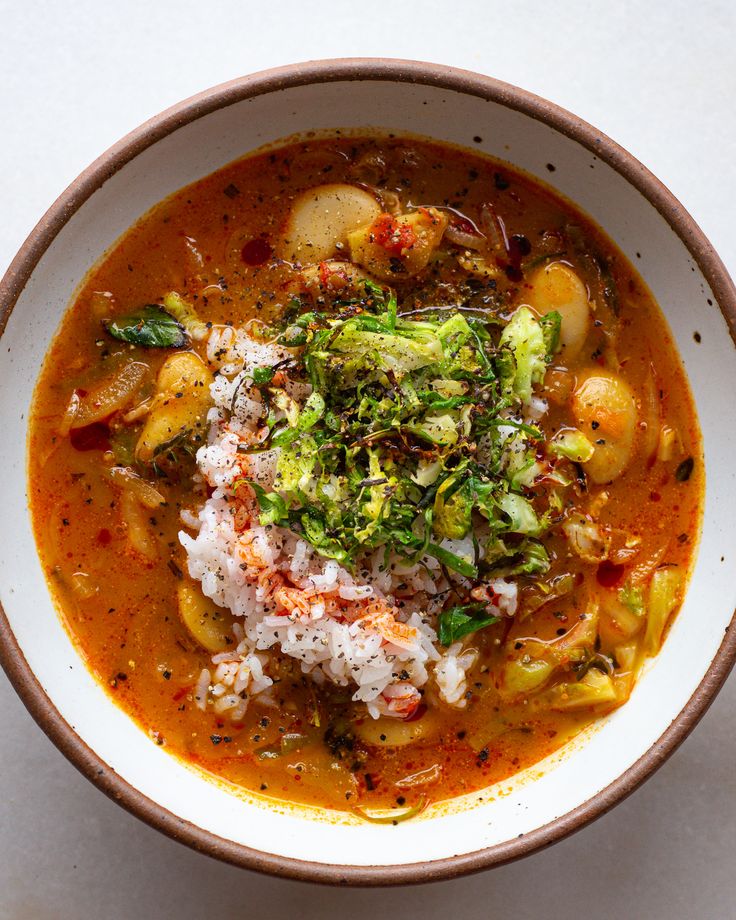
xmin=1 ymin=59 xmax=735 ymax=886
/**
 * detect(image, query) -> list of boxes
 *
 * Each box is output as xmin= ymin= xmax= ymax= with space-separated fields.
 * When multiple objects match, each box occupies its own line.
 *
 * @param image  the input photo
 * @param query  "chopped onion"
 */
xmin=71 ymin=361 xmax=148 ymax=429
xmin=479 ymin=202 xmax=509 ymax=254
xmin=109 ymin=466 xmax=166 ymax=508
xmin=444 ymin=223 xmax=486 ymax=251
xmin=352 ymin=796 xmax=427 ymax=824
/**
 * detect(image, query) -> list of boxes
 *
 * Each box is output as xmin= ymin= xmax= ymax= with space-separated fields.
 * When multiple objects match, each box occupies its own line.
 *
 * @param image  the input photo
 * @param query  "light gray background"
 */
xmin=1 ymin=1 xmax=734 ymax=917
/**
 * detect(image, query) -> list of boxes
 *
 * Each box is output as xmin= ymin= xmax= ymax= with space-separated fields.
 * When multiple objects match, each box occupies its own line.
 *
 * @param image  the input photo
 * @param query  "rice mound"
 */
xmin=179 ymin=326 xmax=517 ymax=721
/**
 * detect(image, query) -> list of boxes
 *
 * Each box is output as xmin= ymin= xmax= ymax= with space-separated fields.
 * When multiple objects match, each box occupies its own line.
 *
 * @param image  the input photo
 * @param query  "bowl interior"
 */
xmin=1 ymin=67 xmax=735 ymax=878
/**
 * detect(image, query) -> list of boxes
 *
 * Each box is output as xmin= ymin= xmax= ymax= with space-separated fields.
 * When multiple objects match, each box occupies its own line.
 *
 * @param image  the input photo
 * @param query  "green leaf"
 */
xmin=497 ymin=306 xmax=547 ymax=404
xmin=105 ymin=305 xmax=186 ymax=348
xmin=433 ymin=476 xmax=472 ymax=540
xmin=272 ymin=392 xmax=326 ymax=448
xmin=550 ymin=428 xmax=595 ymax=463
xmin=482 ymin=537 xmax=550 ymax=577
xmin=539 ymin=310 xmax=562 ymax=358
xmin=438 ymin=603 xmax=499 ymax=645
xmin=294 ymin=510 xmax=352 ymax=566
xmin=252 ymin=366 xmax=275 ymax=385
xmin=426 ymin=542 xmax=478 ymax=578
xmin=496 ymin=491 xmax=544 ymax=536
xmin=245 ymin=481 xmax=288 ymax=526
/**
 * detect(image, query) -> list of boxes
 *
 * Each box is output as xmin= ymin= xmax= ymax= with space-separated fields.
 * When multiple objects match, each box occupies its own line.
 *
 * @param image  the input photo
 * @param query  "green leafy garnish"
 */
xmin=550 ymin=428 xmax=595 ymax=463
xmin=105 ymin=305 xmax=186 ymax=348
xmin=498 ymin=306 xmax=548 ymax=404
xmin=242 ymin=481 xmax=288 ymax=527
xmin=229 ymin=281 xmax=555 ymax=580
xmin=252 ymin=366 xmax=275 ymax=385
xmin=437 ymin=603 xmax=500 ymax=645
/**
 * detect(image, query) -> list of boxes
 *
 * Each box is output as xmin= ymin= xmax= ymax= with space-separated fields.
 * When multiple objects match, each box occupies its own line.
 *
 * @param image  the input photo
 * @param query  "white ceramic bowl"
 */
xmin=1 ymin=60 xmax=735 ymax=885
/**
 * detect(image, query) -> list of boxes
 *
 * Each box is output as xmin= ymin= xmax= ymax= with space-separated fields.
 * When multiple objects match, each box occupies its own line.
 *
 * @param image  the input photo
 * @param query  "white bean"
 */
xmin=525 ymin=262 xmax=591 ymax=360
xmin=571 ymin=369 xmax=638 ymax=483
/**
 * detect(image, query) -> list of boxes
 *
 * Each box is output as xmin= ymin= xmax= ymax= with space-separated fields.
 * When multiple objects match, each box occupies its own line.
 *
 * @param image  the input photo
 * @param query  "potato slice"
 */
xmin=571 ymin=369 xmax=638 ymax=483
xmin=120 ymin=490 xmax=157 ymax=560
xmin=347 ymin=208 xmax=449 ymax=280
xmin=353 ymin=710 xmax=439 ymax=747
xmin=280 ymin=184 xmax=381 ymax=263
xmin=177 ymin=581 xmax=235 ymax=653
xmin=525 ymin=262 xmax=591 ymax=361
xmin=136 ymin=352 xmax=213 ymax=463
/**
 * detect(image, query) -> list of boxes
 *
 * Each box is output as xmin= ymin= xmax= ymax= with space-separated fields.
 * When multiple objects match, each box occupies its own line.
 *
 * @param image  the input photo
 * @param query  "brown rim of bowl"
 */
xmin=1 ymin=58 xmax=735 ymax=887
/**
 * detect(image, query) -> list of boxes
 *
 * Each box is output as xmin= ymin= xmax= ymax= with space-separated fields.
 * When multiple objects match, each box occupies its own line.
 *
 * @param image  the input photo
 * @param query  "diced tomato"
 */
xmin=372 ymin=214 xmax=417 ymax=255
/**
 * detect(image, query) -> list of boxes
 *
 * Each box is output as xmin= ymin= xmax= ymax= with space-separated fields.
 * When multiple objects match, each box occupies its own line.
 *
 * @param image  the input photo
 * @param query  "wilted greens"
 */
xmin=240 ymin=281 xmax=561 ymax=585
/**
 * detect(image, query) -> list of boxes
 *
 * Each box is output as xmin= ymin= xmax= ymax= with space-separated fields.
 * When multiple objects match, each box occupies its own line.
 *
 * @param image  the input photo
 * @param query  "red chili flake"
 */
xmin=241 ymin=237 xmax=272 ymax=266
xmin=69 ymin=423 xmax=110 ymax=452
xmin=97 ymin=528 xmax=112 ymax=546
xmin=172 ymin=685 xmax=190 ymax=701
xmin=596 ymin=560 xmax=625 ymax=588
xmin=372 ymin=214 xmax=417 ymax=255
xmin=649 ymin=491 xmax=661 ymax=502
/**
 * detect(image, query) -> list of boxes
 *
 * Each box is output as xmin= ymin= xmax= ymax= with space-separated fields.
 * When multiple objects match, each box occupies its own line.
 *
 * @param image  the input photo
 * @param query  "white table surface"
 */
xmin=2 ymin=1 xmax=735 ymax=917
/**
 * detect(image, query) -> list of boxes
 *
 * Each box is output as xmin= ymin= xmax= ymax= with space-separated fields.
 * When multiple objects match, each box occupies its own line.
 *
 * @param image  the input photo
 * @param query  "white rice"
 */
xmin=180 ymin=327 xmax=519 ymax=721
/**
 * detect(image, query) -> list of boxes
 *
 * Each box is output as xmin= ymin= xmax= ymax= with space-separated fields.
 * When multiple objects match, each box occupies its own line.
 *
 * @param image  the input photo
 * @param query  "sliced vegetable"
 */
xmin=644 ymin=567 xmax=682 ymax=654
xmin=177 ymin=581 xmax=234 ymax=653
xmin=352 ymin=797 xmax=427 ymax=824
xmin=497 ymin=306 xmax=548 ymax=404
xmin=543 ymin=668 xmax=617 ymax=711
xmin=108 ymin=466 xmax=166 ymax=508
xmin=550 ymin=428 xmax=595 ymax=463
xmin=163 ymin=292 xmax=209 ymax=341
xmin=71 ymin=361 xmax=148 ymax=429
xmin=503 ymin=657 xmax=555 ymax=695
xmin=120 ymin=490 xmax=157 ymax=560
xmin=136 ymin=353 xmax=214 ymax=463
xmin=619 ymin=581 xmax=645 ymax=615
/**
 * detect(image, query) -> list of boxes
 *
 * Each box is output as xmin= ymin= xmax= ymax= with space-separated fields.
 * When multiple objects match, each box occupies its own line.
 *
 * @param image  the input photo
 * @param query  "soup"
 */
xmin=29 ymin=135 xmax=702 ymax=820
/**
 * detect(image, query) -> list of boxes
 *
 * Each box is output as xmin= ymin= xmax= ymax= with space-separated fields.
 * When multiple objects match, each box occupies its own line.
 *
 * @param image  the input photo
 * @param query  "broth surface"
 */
xmin=29 ymin=135 xmax=702 ymax=817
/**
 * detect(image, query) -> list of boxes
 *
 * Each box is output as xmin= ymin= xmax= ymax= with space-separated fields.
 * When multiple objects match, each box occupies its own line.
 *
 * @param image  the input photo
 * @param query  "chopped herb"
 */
xmin=105 ymin=305 xmax=187 ymax=348
xmin=438 ymin=603 xmax=500 ymax=645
